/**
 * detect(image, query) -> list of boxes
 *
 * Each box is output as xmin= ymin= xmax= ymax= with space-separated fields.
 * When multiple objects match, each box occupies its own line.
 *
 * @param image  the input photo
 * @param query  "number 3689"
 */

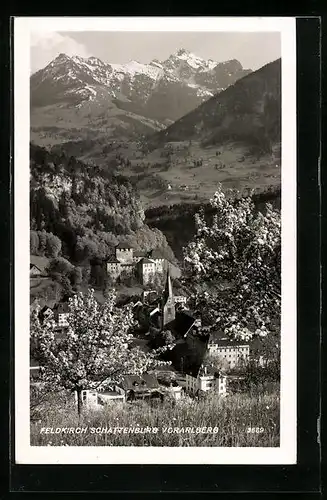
xmin=247 ymin=427 xmax=264 ymax=433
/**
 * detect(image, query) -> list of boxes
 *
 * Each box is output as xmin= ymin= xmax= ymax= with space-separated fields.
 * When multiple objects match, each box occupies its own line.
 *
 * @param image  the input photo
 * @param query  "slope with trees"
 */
xmin=183 ymin=184 xmax=281 ymax=345
xmin=31 ymin=289 xmax=166 ymax=416
xmin=30 ymin=144 xmax=176 ymax=265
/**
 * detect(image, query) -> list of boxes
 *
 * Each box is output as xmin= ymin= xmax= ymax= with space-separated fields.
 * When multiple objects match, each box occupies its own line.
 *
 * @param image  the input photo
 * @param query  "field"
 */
xmin=111 ymin=140 xmax=281 ymax=208
xmin=31 ymin=388 xmax=279 ymax=447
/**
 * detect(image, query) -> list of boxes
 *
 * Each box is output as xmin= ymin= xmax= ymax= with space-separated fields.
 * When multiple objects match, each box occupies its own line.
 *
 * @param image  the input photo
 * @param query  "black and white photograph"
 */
xmin=14 ymin=17 xmax=297 ymax=464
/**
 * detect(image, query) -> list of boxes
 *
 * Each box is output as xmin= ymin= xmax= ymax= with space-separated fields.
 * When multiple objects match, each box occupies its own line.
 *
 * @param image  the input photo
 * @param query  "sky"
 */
xmin=30 ymin=31 xmax=281 ymax=74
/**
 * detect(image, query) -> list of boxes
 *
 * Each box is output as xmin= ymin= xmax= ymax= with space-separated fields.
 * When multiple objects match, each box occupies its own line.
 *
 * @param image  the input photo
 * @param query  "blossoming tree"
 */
xmin=31 ymin=289 xmax=165 ymax=415
xmin=183 ymin=185 xmax=281 ymax=343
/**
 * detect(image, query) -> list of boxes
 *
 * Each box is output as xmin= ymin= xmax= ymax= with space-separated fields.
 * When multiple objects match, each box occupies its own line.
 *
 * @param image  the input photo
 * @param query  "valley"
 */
xmin=31 ymin=53 xmax=281 ymax=211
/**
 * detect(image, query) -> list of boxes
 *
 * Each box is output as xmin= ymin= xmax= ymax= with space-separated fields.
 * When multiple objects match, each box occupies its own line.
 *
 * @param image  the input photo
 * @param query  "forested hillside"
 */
xmin=30 ymin=143 xmax=176 ymax=270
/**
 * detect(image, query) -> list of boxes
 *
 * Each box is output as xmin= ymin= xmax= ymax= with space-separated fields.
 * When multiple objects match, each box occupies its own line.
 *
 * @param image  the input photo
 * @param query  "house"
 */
xmin=156 ymin=377 xmax=183 ymax=401
xmin=39 ymin=305 xmax=54 ymax=323
xmin=207 ymin=332 xmax=250 ymax=369
xmin=173 ymin=289 xmax=188 ymax=307
xmin=75 ymin=388 xmax=125 ymax=409
xmin=163 ymin=381 xmax=183 ymax=401
xmin=117 ymin=373 xmax=164 ymax=402
xmin=30 ymin=357 xmax=41 ymax=381
xmin=185 ymin=364 xmax=227 ymax=396
xmin=30 ymin=255 xmax=50 ymax=278
xmin=142 ymin=289 xmax=158 ymax=303
xmin=106 ymin=257 xmax=122 ymax=280
xmin=52 ymin=301 xmax=69 ymax=328
xmin=147 ymin=249 xmax=165 ymax=273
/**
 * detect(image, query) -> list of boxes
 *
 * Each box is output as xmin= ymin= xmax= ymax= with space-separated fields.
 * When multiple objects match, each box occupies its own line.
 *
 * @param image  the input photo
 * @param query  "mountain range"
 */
xmin=30 ymin=49 xmax=252 ymax=154
xmin=30 ymin=50 xmax=281 ymax=208
xmin=148 ymin=58 xmax=281 ymax=152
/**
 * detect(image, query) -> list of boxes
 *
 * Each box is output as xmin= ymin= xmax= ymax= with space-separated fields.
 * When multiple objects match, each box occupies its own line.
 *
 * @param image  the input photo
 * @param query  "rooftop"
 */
xmin=209 ymin=331 xmax=250 ymax=347
xmin=107 ymin=257 xmax=121 ymax=264
xmin=53 ymin=302 xmax=69 ymax=313
xmin=116 ymin=242 xmax=133 ymax=250
xmin=134 ymin=250 xmax=146 ymax=257
xmin=186 ymin=363 xmax=225 ymax=379
xmin=147 ymin=249 xmax=165 ymax=259
xmin=172 ymin=310 xmax=196 ymax=338
xmin=99 ymin=390 xmax=122 ymax=397
xmin=119 ymin=373 xmax=160 ymax=391
xmin=30 ymin=255 xmax=50 ymax=273
xmin=139 ymin=257 xmax=155 ymax=265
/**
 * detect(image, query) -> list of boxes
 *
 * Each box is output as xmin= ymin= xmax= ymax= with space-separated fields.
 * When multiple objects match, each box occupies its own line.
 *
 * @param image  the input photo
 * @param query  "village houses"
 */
xmin=30 ymin=260 xmax=256 ymax=408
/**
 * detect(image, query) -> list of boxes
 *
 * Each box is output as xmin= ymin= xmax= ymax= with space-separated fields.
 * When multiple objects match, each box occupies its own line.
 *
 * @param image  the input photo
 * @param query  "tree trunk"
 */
xmin=76 ymin=389 xmax=83 ymax=418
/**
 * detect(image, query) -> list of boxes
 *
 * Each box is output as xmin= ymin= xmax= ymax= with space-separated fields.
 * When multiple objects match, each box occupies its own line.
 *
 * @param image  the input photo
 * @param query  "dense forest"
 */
xmin=145 ymin=187 xmax=281 ymax=259
xmin=30 ymin=144 xmax=176 ymax=293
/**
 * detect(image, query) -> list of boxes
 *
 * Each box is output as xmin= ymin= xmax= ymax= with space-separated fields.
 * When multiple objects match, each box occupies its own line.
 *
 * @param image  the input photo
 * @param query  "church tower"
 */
xmin=161 ymin=269 xmax=175 ymax=330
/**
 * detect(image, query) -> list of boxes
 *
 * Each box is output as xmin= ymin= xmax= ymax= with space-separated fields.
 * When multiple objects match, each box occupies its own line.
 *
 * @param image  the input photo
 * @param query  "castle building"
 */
xmin=106 ymin=244 xmax=177 ymax=285
xmin=115 ymin=243 xmax=133 ymax=264
xmin=136 ymin=257 xmax=156 ymax=284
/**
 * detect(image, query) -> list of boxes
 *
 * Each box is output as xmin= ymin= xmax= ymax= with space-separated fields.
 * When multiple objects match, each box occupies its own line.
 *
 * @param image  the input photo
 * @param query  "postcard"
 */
xmin=14 ymin=16 xmax=297 ymax=464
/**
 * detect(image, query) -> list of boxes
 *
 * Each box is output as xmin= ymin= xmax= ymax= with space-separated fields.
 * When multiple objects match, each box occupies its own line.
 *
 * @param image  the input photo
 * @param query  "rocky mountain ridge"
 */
xmin=31 ymin=49 xmax=252 ymax=122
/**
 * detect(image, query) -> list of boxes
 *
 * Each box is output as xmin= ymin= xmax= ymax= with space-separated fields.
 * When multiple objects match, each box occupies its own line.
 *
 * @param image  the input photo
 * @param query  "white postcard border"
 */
xmin=14 ymin=16 xmax=297 ymax=464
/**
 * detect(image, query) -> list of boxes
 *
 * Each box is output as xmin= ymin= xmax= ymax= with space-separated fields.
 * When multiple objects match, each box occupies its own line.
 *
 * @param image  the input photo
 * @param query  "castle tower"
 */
xmin=161 ymin=269 xmax=175 ymax=329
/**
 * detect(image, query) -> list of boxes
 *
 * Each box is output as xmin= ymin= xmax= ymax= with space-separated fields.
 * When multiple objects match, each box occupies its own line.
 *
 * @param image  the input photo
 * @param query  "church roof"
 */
xmin=171 ymin=310 xmax=196 ymax=338
xmin=163 ymin=269 xmax=173 ymax=303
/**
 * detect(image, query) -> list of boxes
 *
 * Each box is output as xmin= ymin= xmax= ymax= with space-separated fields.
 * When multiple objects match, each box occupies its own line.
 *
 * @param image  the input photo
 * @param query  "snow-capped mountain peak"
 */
xmin=173 ymin=48 xmax=217 ymax=70
xmin=31 ymin=49 xmax=252 ymax=122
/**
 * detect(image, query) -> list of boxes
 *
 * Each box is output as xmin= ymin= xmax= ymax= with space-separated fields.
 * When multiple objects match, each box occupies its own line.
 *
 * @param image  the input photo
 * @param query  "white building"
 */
xmin=166 ymin=383 xmax=182 ymax=400
xmin=137 ymin=257 xmax=156 ymax=284
xmin=53 ymin=302 xmax=69 ymax=328
xmin=174 ymin=294 xmax=188 ymax=306
xmin=106 ymin=244 xmax=175 ymax=284
xmin=207 ymin=333 xmax=250 ymax=369
xmin=185 ymin=365 xmax=227 ymax=396
xmin=115 ymin=243 xmax=133 ymax=264
xmin=76 ymin=387 xmax=126 ymax=409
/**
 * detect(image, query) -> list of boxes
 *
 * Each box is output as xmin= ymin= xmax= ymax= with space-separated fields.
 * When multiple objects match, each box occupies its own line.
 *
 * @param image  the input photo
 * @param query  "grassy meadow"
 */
xmin=31 ymin=388 xmax=279 ymax=447
xmin=119 ymin=141 xmax=281 ymax=208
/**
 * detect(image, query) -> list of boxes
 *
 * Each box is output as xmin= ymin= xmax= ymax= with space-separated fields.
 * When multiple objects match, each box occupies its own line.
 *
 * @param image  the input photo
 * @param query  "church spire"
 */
xmin=162 ymin=268 xmax=175 ymax=329
xmin=163 ymin=268 xmax=173 ymax=302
